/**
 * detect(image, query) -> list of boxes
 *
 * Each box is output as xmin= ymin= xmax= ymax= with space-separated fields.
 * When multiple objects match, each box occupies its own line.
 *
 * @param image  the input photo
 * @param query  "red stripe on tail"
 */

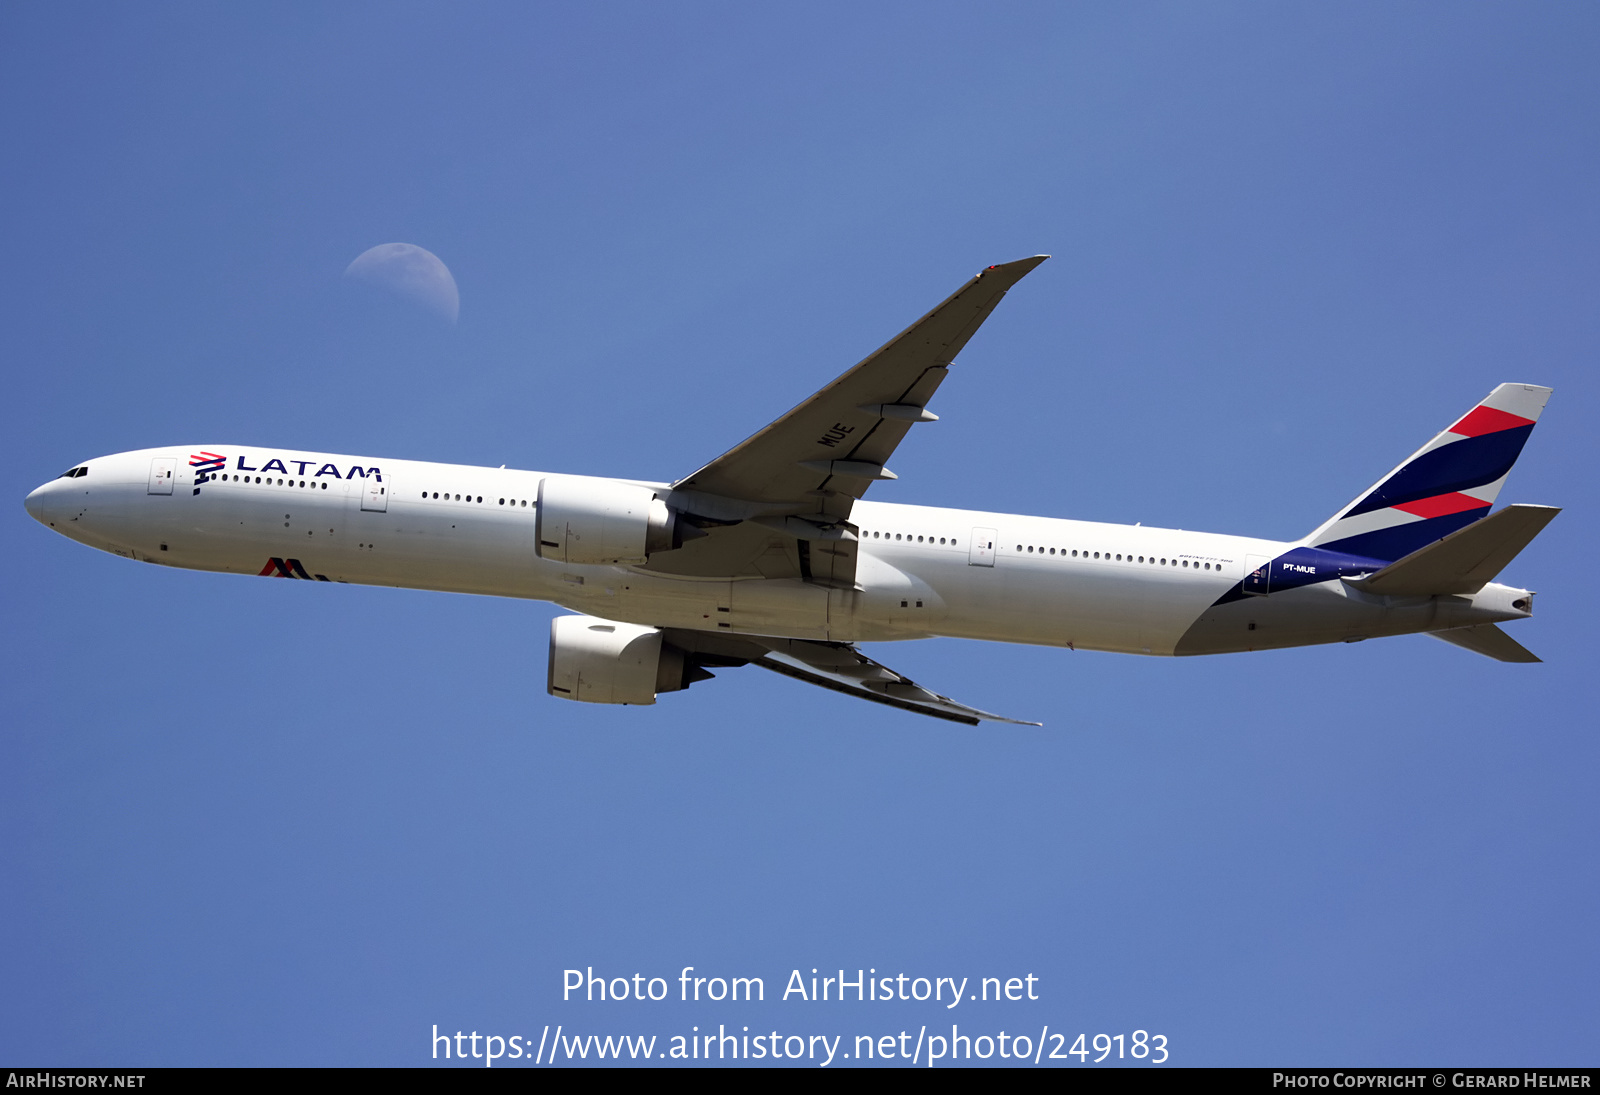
xmin=1448 ymin=405 xmax=1535 ymax=437
xmin=1391 ymin=493 xmax=1492 ymax=519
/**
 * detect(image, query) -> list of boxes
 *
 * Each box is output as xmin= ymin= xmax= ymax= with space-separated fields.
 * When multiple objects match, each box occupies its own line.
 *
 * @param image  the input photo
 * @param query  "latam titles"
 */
xmin=233 ymin=454 xmax=382 ymax=481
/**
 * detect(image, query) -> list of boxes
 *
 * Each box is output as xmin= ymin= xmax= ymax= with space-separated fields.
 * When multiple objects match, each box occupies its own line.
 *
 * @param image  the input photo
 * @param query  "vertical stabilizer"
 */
xmin=1304 ymin=384 xmax=1552 ymax=562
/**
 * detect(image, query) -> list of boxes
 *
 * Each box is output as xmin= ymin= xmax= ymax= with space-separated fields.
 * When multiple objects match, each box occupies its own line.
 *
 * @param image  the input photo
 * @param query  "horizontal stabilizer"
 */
xmin=1349 ymin=504 xmax=1559 ymax=596
xmin=1429 ymin=624 xmax=1540 ymax=663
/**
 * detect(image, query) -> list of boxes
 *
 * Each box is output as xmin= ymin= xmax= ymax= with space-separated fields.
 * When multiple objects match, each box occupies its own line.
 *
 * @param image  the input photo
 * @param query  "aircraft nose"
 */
xmin=24 ymin=482 xmax=51 ymax=525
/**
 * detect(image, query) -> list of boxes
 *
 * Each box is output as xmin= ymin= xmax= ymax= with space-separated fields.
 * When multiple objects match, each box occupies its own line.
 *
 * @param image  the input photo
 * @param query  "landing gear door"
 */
xmin=969 ymin=527 xmax=996 ymax=567
xmin=361 ymin=478 xmax=388 ymax=512
xmin=1243 ymin=554 xmax=1271 ymax=596
xmin=148 ymin=457 xmax=176 ymax=495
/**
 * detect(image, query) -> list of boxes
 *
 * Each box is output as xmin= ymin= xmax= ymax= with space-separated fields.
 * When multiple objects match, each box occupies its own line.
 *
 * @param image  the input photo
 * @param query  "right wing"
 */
xmin=671 ymin=255 xmax=1048 ymax=516
xmin=645 ymin=257 xmax=1048 ymax=583
xmin=662 ymin=628 xmax=1041 ymax=726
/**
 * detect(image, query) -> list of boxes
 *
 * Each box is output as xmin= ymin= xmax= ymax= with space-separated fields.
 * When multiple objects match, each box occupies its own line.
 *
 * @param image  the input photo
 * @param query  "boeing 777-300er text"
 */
xmin=25 ymin=256 xmax=1558 ymax=724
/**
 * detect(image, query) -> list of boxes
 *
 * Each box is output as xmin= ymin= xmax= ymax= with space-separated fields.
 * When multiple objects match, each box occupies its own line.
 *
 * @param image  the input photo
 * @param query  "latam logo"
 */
xmin=258 ymin=557 xmax=331 ymax=581
xmin=188 ymin=453 xmax=384 ymax=494
xmin=189 ymin=451 xmax=226 ymax=494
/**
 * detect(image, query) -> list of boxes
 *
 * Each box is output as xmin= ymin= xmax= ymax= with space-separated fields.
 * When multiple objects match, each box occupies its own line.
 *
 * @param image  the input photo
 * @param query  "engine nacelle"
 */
xmin=546 ymin=614 xmax=703 ymax=705
xmin=535 ymin=475 xmax=678 ymax=565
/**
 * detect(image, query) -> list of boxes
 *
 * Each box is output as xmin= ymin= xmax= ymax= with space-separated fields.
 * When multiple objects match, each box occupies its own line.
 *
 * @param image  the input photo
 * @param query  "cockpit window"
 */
xmin=58 ymin=466 xmax=87 ymax=479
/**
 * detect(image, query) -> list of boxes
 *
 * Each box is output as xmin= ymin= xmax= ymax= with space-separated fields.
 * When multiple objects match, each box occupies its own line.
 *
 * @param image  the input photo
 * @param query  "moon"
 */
xmin=344 ymin=243 xmax=460 ymax=323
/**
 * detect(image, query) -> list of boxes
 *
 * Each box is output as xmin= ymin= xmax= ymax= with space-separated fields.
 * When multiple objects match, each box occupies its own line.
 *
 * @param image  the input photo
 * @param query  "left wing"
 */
xmin=662 ymin=628 xmax=1041 ymax=726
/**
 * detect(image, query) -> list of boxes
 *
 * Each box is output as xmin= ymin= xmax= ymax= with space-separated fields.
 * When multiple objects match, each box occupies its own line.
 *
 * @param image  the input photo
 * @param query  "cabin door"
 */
xmin=1243 ymin=555 xmax=1271 ymax=595
xmin=968 ymin=527 xmax=996 ymax=567
xmin=147 ymin=458 xmax=176 ymax=495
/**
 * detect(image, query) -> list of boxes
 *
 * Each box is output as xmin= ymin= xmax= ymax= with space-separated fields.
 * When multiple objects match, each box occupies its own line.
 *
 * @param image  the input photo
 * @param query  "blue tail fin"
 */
xmin=1304 ymin=384 xmax=1552 ymax=563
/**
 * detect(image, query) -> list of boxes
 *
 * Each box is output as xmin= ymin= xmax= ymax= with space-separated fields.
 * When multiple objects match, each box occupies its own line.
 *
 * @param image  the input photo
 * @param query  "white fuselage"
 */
xmin=25 ymin=445 xmax=1532 ymax=656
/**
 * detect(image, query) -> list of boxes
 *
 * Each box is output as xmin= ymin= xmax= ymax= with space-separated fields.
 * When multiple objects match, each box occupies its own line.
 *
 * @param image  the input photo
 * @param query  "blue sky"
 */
xmin=2 ymin=2 xmax=1596 ymax=1067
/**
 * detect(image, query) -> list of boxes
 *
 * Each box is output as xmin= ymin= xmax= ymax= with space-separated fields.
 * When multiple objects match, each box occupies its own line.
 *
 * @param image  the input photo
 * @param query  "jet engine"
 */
xmin=535 ymin=476 xmax=689 ymax=565
xmin=546 ymin=614 xmax=712 ymax=705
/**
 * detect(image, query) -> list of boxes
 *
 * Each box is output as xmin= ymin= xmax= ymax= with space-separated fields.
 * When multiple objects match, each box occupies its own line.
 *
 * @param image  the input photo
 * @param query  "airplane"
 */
xmin=24 ymin=256 xmax=1558 ymax=725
